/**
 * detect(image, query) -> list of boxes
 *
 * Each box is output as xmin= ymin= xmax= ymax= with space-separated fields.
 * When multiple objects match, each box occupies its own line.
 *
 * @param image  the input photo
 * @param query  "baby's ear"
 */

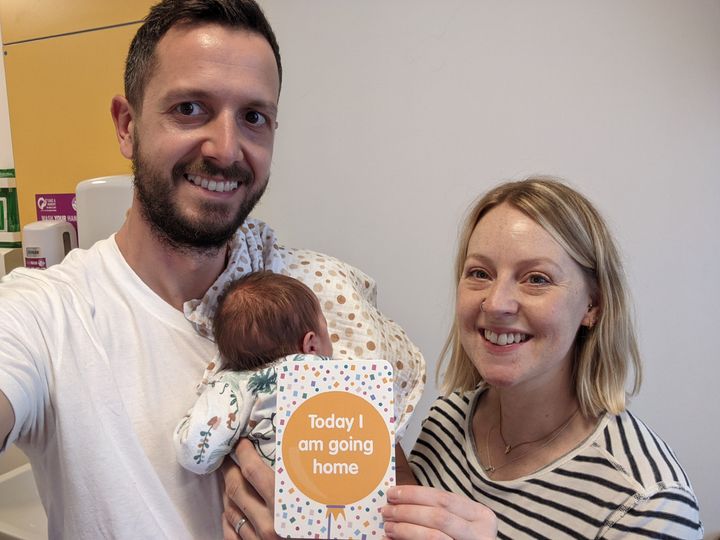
xmin=302 ymin=331 xmax=319 ymax=354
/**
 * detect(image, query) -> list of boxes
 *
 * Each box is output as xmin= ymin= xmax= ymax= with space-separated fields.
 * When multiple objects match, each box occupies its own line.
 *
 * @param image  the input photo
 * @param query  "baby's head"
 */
xmin=213 ymin=271 xmax=333 ymax=371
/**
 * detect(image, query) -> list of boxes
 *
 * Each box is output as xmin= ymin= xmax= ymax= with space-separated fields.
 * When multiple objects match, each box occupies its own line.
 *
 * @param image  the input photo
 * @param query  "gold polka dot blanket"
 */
xmin=184 ymin=219 xmax=425 ymax=439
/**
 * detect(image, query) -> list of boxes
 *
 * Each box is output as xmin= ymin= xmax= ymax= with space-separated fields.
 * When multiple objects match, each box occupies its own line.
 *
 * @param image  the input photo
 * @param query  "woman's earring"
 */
xmin=586 ymin=303 xmax=596 ymax=328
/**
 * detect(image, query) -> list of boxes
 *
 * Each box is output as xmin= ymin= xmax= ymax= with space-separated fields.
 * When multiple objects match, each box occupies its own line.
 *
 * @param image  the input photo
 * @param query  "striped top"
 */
xmin=409 ymin=390 xmax=703 ymax=539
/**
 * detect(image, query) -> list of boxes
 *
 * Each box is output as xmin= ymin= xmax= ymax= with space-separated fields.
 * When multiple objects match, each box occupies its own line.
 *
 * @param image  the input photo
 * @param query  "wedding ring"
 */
xmin=234 ymin=516 xmax=248 ymax=534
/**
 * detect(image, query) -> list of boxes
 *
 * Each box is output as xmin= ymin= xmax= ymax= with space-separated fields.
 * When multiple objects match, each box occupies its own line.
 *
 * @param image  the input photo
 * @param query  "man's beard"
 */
xmin=131 ymin=143 xmax=267 ymax=253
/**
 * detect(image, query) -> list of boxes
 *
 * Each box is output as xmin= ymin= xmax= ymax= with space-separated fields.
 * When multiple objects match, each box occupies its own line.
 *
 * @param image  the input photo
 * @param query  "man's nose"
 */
xmin=201 ymin=111 xmax=243 ymax=168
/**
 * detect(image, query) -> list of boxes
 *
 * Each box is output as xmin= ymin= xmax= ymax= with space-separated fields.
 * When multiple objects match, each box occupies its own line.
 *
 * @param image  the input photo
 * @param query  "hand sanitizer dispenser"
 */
xmin=22 ymin=221 xmax=78 ymax=269
xmin=75 ymin=175 xmax=133 ymax=249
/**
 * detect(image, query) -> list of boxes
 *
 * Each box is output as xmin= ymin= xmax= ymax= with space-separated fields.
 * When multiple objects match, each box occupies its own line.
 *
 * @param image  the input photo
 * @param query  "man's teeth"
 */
xmin=484 ymin=330 xmax=528 ymax=346
xmin=187 ymin=174 xmax=239 ymax=193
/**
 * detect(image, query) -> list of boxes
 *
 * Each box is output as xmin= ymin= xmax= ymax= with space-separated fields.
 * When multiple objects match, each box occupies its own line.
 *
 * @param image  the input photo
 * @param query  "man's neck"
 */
xmin=115 ymin=205 xmax=229 ymax=311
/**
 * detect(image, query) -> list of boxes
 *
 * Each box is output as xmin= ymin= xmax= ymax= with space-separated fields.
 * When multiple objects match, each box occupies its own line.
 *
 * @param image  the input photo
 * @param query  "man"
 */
xmin=0 ymin=1 xmax=424 ymax=538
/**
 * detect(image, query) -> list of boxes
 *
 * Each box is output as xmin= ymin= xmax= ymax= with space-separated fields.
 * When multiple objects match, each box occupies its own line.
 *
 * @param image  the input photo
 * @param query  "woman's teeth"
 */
xmin=187 ymin=174 xmax=239 ymax=193
xmin=484 ymin=330 xmax=528 ymax=346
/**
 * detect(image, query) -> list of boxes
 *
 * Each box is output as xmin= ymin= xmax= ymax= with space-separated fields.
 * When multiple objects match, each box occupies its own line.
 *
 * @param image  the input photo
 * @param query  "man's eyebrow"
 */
xmin=246 ymin=99 xmax=278 ymax=117
xmin=160 ymin=88 xmax=211 ymax=103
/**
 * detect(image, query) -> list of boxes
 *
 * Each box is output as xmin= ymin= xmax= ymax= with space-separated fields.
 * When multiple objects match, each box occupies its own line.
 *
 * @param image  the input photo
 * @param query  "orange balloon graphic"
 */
xmin=282 ymin=391 xmax=391 ymax=505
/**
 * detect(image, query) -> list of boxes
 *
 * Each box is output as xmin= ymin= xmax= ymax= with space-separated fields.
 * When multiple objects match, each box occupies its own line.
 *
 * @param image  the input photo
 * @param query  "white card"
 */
xmin=274 ymin=357 xmax=395 ymax=539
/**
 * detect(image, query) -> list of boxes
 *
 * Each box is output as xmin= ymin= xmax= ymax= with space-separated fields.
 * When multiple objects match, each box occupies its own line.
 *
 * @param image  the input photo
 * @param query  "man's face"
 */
xmin=128 ymin=23 xmax=280 ymax=250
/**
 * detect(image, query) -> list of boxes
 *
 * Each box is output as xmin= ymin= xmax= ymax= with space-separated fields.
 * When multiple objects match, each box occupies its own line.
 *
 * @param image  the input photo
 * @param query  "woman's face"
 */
xmin=457 ymin=203 xmax=597 ymax=392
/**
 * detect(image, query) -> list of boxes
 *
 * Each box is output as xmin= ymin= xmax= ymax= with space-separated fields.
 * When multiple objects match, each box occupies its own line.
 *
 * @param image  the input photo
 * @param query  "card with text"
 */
xmin=274 ymin=357 xmax=395 ymax=539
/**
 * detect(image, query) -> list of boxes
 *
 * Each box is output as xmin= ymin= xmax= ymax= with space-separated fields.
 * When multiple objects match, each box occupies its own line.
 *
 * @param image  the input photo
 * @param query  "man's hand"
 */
xmin=222 ymin=439 xmax=279 ymax=540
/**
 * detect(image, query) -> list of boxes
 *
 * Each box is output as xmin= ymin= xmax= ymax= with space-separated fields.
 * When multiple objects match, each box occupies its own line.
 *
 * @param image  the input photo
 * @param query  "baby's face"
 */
xmin=315 ymin=312 xmax=334 ymax=357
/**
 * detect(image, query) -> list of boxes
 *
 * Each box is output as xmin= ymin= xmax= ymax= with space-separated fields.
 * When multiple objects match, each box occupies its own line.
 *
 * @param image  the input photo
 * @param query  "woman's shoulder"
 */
xmin=414 ymin=389 xmax=484 ymax=446
xmin=425 ymin=389 xmax=480 ymax=422
xmin=579 ymin=411 xmax=703 ymax=538
xmin=589 ymin=410 xmax=695 ymax=495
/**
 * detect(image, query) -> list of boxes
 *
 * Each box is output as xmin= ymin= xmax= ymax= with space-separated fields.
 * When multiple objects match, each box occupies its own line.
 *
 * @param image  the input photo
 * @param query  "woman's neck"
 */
xmin=473 ymin=383 xmax=600 ymax=481
xmin=490 ymin=385 xmax=579 ymax=445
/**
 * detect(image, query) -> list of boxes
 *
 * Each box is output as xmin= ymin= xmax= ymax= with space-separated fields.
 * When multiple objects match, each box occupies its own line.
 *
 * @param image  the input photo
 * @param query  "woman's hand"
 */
xmin=381 ymin=485 xmax=497 ymax=540
xmin=221 ymin=439 xmax=279 ymax=540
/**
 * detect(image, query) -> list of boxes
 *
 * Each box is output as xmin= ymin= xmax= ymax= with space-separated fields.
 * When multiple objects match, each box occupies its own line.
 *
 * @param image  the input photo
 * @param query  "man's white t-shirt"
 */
xmin=1 ymin=237 xmax=222 ymax=539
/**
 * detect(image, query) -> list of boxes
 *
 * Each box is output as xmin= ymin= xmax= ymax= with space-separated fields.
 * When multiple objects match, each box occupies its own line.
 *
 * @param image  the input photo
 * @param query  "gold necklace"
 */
xmin=483 ymin=408 xmax=579 ymax=475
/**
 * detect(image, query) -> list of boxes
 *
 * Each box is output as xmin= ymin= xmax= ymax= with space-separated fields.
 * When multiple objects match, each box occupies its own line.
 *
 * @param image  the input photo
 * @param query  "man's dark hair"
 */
xmin=125 ymin=0 xmax=282 ymax=109
xmin=213 ymin=272 xmax=324 ymax=371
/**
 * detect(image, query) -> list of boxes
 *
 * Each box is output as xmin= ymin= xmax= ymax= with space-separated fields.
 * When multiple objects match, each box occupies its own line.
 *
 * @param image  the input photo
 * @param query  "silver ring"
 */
xmin=234 ymin=516 xmax=248 ymax=534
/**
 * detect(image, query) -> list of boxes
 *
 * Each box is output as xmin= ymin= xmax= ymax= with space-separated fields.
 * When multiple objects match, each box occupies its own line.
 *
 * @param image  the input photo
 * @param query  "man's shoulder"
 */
xmin=0 ymin=237 xmax=117 ymax=309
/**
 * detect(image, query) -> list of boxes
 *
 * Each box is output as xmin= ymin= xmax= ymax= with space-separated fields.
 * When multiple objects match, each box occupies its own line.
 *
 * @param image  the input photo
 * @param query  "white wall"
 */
xmin=255 ymin=0 xmax=720 ymax=533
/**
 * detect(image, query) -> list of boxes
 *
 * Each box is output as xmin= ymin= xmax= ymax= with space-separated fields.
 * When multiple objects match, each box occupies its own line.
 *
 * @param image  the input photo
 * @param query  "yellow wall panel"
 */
xmin=4 ymin=24 xmax=139 ymax=226
xmin=0 ymin=0 xmax=152 ymax=44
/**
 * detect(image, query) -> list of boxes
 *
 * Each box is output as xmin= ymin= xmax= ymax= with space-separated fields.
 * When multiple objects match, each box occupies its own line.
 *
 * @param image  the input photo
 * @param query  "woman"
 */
xmin=221 ymin=178 xmax=702 ymax=539
xmin=382 ymin=178 xmax=702 ymax=539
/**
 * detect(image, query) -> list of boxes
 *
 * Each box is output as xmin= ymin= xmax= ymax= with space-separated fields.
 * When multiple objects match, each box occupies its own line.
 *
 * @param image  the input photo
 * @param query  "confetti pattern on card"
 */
xmin=275 ymin=357 xmax=395 ymax=539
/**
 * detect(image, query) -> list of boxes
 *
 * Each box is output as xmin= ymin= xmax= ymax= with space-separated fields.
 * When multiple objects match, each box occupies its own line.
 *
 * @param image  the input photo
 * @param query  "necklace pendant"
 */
xmin=484 ymin=465 xmax=495 ymax=473
xmin=504 ymin=444 xmax=512 ymax=455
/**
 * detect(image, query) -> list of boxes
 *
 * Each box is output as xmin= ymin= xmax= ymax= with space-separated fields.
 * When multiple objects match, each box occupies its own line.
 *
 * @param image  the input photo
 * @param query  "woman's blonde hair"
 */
xmin=440 ymin=177 xmax=641 ymax=416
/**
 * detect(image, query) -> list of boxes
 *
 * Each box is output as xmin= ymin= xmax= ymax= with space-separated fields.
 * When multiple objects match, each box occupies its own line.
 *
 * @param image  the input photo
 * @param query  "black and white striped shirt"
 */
xmin=409 ymin=390 xmax=703 ymax=539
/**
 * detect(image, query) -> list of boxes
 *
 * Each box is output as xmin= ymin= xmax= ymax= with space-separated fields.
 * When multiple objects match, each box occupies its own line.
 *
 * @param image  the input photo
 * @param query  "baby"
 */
xmin=174 ymin=271 xmax=333 ymax=474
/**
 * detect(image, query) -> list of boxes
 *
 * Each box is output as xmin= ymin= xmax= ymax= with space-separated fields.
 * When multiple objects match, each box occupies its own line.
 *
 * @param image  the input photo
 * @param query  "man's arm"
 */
xmin=0 ymin=389 xmax=15 ymax=450
xmin=395 ymin=444 xmax=419 ymax=485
